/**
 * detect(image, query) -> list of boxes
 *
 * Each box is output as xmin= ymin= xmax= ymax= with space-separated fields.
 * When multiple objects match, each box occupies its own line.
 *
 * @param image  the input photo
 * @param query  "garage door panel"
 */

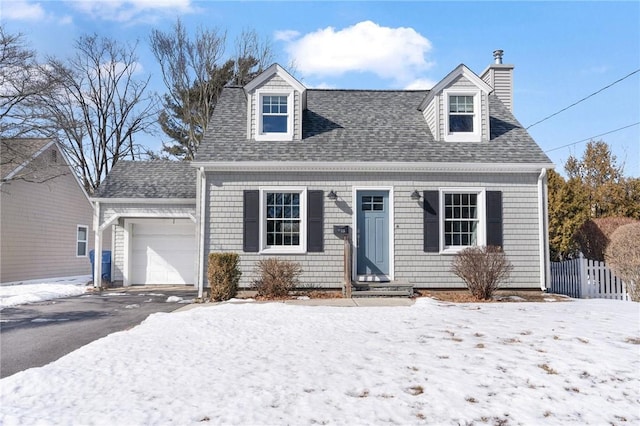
xmin=130 ymin=221 xmax=195 ymax=285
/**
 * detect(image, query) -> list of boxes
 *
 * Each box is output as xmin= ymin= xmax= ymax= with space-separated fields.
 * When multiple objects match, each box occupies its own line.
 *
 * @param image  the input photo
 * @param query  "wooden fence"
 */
xmin=550 ymin=253 xmax=630 ymax=301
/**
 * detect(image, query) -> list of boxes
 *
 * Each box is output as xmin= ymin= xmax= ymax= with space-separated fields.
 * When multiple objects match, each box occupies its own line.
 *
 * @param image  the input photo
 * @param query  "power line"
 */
xmin=526 ymin=68 xmax=640 ymax=130
xmin=544 ymin=122 xmax=640 ymax=153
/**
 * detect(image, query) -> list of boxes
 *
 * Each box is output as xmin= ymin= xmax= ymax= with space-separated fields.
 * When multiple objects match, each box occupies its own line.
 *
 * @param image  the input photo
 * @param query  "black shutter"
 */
xmin=423 ymin=190 xmax=439 ymax=252
xmin=486 ymin=191 xmax=503 ymax=248
xmin=243 ymin=190 xmax=259 ymax=252
xmin=307 ymin=190 xmax=324 ymax=252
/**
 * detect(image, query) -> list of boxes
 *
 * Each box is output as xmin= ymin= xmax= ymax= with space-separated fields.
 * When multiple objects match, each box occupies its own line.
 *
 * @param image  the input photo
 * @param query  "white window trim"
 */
xmin=77 ymin=225 xmax=88 ymax=257
xmin=259 ymin=187 xmax=307 ymax=254
xmin=255 ymin=89 xmax=294 ymax=141
xmin=439 ymin=188 xmax=486 ymax=254
xmin=443 ymin=89 xmax=482 ymax=142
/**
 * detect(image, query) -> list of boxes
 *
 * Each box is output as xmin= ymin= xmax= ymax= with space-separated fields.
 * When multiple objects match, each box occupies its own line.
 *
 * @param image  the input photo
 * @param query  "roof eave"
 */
xmin=190 ymin=161 xmax=555 ymax=173
xmin=90 ymin=197 xmax=196 ymax=204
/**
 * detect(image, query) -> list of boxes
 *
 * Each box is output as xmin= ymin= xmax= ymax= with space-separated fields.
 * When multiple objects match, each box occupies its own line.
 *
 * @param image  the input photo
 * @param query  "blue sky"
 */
xmin=2 ymin=1 xmax=639 ymax=177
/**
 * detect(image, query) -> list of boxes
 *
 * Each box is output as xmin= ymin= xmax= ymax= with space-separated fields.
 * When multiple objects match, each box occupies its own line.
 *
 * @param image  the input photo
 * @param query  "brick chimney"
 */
xmin=480 ymin=49 xmax=514 ymax=111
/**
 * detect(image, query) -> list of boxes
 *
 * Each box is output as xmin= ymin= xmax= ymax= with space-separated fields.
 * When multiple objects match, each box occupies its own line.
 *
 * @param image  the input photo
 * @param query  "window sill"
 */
xmin=443 ymin=134 xmax=482 ymax=143
xmin=440 ymin=246 xmax=475 ymax=255
xmin=255 ymin=132 xmax=294 ymax=141
xmin=260 ymin=247 xmax=306 ymax=255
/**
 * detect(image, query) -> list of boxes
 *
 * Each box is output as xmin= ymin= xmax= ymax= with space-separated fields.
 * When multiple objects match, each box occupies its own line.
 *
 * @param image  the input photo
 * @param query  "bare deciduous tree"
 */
xmin=32 ymin=34 xmax=156 ymax=193
xmin=150 ymin=19 xmax=226 ymax=160
xmin=150 ymin=20 xmax=273 ymax=160
xmin=0 ymin=26 xmax=61 ymax=139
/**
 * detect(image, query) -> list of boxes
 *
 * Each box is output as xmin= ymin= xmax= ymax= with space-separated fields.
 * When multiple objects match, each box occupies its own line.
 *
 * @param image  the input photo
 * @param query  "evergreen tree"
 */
xmin=547 ymin=140 xmax=640 ymax=260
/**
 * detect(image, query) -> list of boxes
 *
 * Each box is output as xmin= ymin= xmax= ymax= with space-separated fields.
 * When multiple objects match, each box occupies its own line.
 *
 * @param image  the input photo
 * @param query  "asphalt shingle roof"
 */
xmin=1 ymin=138 xmax=53 ymax=180
xmin=196 ymin=87 xmax=552 ymax=165
xmin=95 ymin=161 xmax=196 ymax=199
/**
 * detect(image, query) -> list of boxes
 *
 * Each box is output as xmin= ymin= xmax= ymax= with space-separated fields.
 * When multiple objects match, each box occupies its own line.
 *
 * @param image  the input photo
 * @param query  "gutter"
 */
xmin=190 ymin=161 xmax=555 ymax=174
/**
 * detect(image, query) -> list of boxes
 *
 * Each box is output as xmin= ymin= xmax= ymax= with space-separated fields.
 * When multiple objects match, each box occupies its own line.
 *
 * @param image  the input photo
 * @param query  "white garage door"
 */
xmin=131 ymin=219 xmax=195 ymax=285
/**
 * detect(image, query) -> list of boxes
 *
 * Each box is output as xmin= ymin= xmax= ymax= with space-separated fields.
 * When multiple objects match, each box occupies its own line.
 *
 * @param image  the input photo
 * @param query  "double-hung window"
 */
xmin=441 ymin=190 xmax=485 ymax=251
xmin=444 ymin=90 xmax=481 ymax=142
xmin=449 ymin=95 xmax=474 ymax=132
xmin=256 ymin=91 xmax=293 ymax=141
xmin=260 ymin=188 xmax=307 ymax=253
xmin=262 ymin=95 xmax=288 ymax=133
xmin=77 ymin=225 xmax=88 ymax=257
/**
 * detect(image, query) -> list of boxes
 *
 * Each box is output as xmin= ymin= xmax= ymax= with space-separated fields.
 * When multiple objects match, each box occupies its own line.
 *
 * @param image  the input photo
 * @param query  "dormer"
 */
xmin=244 ymin=64 xmax=306 ymax=141
xmin=419 ymin=64 xmax=492 ymax=142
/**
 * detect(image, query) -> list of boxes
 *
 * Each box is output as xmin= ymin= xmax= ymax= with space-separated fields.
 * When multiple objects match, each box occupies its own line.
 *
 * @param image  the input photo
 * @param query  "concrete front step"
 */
xmin=352 ymin=289 xmax=413 ymax=298
xmin=351 ymin=281 xmax=414 ymax=298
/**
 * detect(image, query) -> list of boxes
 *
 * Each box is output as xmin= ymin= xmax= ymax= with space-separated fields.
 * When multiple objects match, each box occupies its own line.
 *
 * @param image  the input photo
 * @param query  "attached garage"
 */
xmin=129 ymin=219 xmax=196 ymax=285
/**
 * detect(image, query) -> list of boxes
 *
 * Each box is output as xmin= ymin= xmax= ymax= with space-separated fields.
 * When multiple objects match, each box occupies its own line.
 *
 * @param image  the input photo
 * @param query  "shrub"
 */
xmin=252 ymin=258 xmax=303 ymax=298
xmin=208 ymin=253 xmax=241 ymax=301
xmin=574 ymin=217 xmax=638 ymax=261
xmin=605 ymin=223 xmax=640 ymax=302
xmin=450 ymin=246 xmax=513 ymax=300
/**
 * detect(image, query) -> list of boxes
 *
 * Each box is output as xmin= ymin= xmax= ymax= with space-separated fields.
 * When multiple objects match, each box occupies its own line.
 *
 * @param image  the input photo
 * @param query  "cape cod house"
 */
xmin=92 ymin=51 xmax=554 ymax=297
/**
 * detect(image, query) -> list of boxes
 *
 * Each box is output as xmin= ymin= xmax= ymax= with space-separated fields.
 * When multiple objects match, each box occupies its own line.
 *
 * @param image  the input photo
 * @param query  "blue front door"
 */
xmin=356 ymin=190 xmax=390 ymax=279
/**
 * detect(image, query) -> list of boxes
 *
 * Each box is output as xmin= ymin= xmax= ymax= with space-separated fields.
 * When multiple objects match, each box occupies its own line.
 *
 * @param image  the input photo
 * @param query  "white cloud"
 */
xmin=2 ymin=0 xmax=46 ymax=21
xmin=404 ymin=78 xmax=436 ymax=90
xmin=281 ymin=21 xmax=433 ymax=87
xmin=70 ymin=0 xmax=194 ymax=23
xmin=274 ymin=30 xmax=300 ymax=42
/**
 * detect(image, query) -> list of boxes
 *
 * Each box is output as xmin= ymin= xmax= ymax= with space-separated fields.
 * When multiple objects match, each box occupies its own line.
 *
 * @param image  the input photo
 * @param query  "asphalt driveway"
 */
xmin=0 ymin=286 xmax=197 ymax=378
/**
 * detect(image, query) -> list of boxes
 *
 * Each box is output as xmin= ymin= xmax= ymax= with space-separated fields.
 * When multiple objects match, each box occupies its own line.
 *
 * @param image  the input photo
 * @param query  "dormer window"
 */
xmin=262 ymin=95 xmax=288 ymax=133
xmin=449 ymin=95 xmax=474 ymax=132
xmin=255 ymin=90 xmax=294 ymax=141
xmin=443 ymin=89 xmax=482 ymax=142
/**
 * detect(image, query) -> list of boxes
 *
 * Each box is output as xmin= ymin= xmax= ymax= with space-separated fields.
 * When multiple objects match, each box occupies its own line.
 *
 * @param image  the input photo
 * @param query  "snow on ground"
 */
xmin=1 ymin=298 xmax=639 ymax=425
xmin=0 ymin=275 xmax=90 ymax=310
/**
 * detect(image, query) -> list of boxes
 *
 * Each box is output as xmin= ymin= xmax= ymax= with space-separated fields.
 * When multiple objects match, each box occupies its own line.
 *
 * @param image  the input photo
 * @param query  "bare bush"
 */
xmin=252 ymin=258 xmax=302 ymax=298
xmin=450 ymin=246 xmax=513 ymax=300
xmin=208 ymin=252 xmax=241 ymax=301
xmin=574 ymin=217 xmax=638 ymax=261
xmin=605 ymin=223 xmax=640 ymax=302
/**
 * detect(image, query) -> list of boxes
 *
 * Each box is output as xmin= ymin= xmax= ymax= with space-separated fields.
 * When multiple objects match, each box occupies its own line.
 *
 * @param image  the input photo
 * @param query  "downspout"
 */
xmin=197 ymin=167 xmax=206 ymax=299
xmin=537 ymin=168 xmax=549 ymax=291
xmin=93 ymin=201 xmax=102 ymax=289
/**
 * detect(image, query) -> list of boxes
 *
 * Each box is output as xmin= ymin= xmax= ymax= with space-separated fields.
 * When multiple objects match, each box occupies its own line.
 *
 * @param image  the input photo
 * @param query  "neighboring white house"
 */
xmin=0 ymin=138 xmax=110 ymax=284
xmin=92 ymin=51 xmax=554 ymax=297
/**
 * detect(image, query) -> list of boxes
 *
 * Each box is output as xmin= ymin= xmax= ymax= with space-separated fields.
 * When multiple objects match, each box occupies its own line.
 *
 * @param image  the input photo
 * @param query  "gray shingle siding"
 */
xmin=204 ymin=171 xmax=541 ymax=289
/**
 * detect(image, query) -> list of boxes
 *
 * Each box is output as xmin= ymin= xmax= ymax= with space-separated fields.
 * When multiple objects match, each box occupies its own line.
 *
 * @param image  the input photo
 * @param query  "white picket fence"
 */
xmin=550 ymin=253 xmax=630 ymax=301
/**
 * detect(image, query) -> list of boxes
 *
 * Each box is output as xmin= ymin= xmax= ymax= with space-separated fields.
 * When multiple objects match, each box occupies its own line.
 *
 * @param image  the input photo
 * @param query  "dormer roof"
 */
xmin=419 ymin=64 xmax=492 ymax=111
xmin=243 ymin=63 xmax=306 ymax=94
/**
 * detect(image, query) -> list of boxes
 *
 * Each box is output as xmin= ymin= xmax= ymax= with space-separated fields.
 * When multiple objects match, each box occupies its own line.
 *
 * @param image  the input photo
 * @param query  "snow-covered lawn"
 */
xmin=0 ymin=275 xmax=90 ymax=310
xmin=1 ymin=298 xmax=638 ymax=425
